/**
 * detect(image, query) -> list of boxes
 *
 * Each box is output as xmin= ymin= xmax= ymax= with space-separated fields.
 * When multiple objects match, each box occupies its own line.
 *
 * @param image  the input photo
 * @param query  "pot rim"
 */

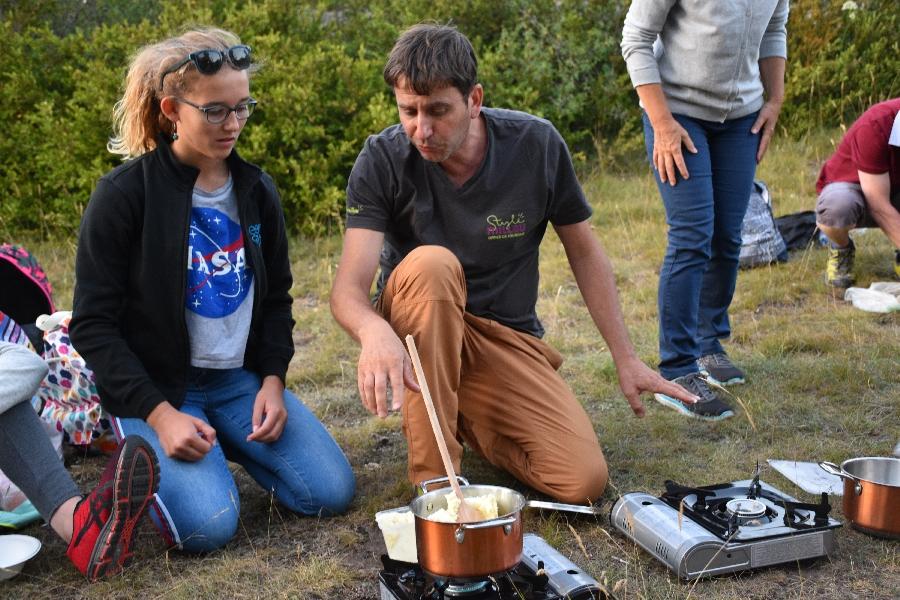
xmin=410 ymin=483 xmax=527 ymax=523
xmin=840 ymin=456 xmax=900 ymax=488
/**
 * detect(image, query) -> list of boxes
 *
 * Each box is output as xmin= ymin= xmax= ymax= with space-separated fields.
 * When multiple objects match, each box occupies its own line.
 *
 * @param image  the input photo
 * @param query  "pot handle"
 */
xmin=819 ymin=461 xmax=863 ymax=496
xmin=454 ymin=515 xmax=517 ymax=543
xmin=525 ymin=500 xmax=601 ymax=515
xmin=417 ymin=475 xmax=471 ymax=495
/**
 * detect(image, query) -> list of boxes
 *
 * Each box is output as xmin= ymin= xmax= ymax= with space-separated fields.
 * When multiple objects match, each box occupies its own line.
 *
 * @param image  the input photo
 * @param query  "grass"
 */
xmin=3 ymin=131 xmax=898 ymax=599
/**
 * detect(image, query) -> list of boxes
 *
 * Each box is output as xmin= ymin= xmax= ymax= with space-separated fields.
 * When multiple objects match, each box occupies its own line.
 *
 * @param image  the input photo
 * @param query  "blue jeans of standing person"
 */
xmin=642 ymin=111 xmax=760 ymax=380
xmin=114 ymin=367 xmax=355 ymax=553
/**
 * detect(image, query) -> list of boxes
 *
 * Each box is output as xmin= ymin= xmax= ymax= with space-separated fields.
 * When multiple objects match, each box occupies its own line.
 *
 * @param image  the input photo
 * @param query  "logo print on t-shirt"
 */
xmin=486 ymin=212 xmax=527 ymax=240
xmin=186 ymin=207 xmax=253 ymax=318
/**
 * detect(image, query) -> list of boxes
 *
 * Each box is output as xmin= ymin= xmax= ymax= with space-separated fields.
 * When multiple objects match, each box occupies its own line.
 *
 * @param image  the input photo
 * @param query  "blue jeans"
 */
xmin=115 ymin=368 xmax=355 ymax=553
xmin=642 ymin=111 xmax=760 ymax=379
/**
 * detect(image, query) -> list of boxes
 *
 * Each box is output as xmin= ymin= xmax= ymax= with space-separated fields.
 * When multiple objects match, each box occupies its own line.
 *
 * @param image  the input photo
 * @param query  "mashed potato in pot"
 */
xmin=427 ymin=491 xmax=500 ymax=523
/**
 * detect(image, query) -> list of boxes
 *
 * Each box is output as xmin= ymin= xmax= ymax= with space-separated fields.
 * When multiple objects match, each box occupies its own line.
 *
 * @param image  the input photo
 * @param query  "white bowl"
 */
xmin=0 ymin=534 xmax=42 ymax=580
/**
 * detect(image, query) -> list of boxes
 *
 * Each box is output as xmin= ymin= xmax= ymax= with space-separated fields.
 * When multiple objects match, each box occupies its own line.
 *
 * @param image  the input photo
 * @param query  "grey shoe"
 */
xmin=654 ymin=372 xmax=735 ymax=421
xmin=826 ymin=240 xmax=855 ymax=288
xmin=698 ymin=352 xmax=746 ymax=386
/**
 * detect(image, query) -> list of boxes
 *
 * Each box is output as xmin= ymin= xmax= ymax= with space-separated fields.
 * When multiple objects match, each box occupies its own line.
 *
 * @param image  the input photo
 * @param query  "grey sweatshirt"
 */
xmin=0 ymin=342 xmax=47 ymax=415
xmin=621 ymin=0 xmax=789 ymax=122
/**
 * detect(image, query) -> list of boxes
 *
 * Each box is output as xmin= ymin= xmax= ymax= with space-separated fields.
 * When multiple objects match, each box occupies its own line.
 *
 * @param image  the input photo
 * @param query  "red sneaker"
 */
xmin=65 ymin=435 xmax=160 ymax=581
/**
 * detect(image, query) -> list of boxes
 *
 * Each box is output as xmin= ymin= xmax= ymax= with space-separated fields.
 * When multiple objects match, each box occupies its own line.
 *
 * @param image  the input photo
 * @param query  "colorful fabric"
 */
xmin=0 ymin=312 xmax=34 ymax=351
xmin=37 ymin=312 xmax=115 ymax=448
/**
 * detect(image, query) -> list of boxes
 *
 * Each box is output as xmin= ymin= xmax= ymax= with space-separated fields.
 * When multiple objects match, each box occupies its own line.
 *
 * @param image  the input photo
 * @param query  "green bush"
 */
xmin=782 ymin=0 xmax=900 ymax=133
xmin=0 ymin=0 xmax=897 ymax=238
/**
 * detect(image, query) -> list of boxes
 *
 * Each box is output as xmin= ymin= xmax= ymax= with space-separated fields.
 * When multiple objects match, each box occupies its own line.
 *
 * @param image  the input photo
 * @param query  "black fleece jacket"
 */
xmin=71 ymin=136 xmax=295 ymax=420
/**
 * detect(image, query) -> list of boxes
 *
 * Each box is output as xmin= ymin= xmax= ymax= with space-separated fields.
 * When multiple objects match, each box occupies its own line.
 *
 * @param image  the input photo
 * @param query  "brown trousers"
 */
xmin=377 ymin=246 xmax=608 ymax=503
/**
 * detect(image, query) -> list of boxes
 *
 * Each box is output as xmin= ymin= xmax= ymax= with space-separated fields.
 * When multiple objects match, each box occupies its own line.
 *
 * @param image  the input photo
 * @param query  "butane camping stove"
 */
xmin=610 ymin=469 xmax=841 ymax=580
xmin=378 ymin=533 xmax=612 ymax=599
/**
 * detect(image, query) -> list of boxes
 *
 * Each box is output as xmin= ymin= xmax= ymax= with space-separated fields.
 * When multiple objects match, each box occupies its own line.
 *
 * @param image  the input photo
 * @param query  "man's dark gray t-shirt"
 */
xmin=345 ymin=107 xmax=592 ymax=337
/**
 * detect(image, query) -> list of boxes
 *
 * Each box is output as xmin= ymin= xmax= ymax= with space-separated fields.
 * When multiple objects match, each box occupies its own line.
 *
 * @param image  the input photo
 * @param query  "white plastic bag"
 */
xmin=844 ymin=282 xmax=900 ymax=313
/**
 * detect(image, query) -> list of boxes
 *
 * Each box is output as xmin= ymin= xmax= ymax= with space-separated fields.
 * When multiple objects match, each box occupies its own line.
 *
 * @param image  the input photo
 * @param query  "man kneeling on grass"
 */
xmin=816 ymin=97 xmax=900 ymax=288
xmin=330 ymin=23 xmax=696 ymax=504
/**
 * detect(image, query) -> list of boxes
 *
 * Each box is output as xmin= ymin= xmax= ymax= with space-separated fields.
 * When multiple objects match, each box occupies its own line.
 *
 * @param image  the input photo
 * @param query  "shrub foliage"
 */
xmin=1 ymin=0 xmax=897 ymax=237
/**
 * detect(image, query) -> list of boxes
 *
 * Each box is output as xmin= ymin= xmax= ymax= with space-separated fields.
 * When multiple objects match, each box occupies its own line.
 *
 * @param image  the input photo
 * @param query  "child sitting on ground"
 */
xmin=0 ymin=341 xmax=159 ymax=581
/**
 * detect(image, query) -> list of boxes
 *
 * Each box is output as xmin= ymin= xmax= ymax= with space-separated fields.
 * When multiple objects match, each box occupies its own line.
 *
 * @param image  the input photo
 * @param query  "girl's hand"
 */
xmin=147 ymin=402 xmax=216 ymax=461
xmin=247 ymin=375 xmax=288 ymax=443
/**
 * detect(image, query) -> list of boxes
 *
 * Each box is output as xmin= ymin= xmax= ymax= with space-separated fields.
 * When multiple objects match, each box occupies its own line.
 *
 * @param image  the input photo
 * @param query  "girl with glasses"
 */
xmin=70 ymin=28 xmax=355 ymax=553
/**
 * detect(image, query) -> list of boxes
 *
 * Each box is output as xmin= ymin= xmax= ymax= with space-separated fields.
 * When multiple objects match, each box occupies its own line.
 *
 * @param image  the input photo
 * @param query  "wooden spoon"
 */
xmin=404 ymin=335 xmax=481 ymax=523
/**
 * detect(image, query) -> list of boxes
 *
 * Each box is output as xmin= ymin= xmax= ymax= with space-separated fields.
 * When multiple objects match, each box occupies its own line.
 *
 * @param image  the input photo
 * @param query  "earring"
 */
xmin=172 ymin=122 xmax=179 ymax=141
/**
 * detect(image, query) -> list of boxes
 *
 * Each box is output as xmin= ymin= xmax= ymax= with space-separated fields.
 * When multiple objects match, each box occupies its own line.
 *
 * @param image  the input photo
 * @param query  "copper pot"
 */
xmin=410 ymin=477 xmax=599 ymax=579
xmin=820 ymin=457 xmax=900 ymax=539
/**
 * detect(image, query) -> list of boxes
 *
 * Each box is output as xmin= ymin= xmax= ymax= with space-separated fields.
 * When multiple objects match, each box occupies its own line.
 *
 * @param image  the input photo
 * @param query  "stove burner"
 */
xmin=725 ymin=498 xmax=767 ymax=518
xmin=437 ymin=579 xmax=490 ymax=597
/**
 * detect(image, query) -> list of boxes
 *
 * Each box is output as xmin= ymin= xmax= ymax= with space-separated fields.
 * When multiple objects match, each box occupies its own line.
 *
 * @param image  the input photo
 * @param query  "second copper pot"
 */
xmin=820 ymin=457 xmax=900 ymax=539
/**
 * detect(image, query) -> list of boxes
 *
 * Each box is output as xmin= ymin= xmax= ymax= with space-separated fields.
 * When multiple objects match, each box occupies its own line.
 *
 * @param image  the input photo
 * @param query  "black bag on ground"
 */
xmin=739 ymin=180 xmax=788 ymax=268
xmin=774 ymin=210 xmax=820 ymax=251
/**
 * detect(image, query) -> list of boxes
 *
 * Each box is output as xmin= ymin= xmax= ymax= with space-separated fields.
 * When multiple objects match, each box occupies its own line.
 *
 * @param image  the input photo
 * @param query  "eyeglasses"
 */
xmin=159 ymin=45 xmax=252 ymax=89
xmin=177 ymin=97 xmax=258 ymax=124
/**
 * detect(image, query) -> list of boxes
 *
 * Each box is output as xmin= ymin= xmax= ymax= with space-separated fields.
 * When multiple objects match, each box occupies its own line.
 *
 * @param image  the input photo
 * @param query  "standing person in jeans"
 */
xmin=815 ymin=97 xmax=900 ymax=288
xmin=0 ymin=341 xmax=159 ymax=581
xmin=621 ymin=0 xmax=789 ymax=420
xmin=331 ymin=24 xmax=694 ymax=504
xmin=71 ymin=28 xmax=354 ymax=553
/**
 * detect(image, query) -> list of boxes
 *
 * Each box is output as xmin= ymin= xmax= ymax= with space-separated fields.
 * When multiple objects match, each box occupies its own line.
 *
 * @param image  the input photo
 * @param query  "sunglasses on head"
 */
xmin=159 ymin=45 xmax=252 ymax=90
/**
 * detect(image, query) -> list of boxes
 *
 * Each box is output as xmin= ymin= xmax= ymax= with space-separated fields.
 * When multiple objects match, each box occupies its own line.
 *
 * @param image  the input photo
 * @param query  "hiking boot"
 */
xmin=654 ymin=372 xmax=735 ymax=421
xmin=826 ymin=240 xmax=855 ymax=288
xmin=698 ymin=352 xmax=746 ymax=386
xmin=66 ymin=435 xmax=159 ymax=582
xmin=894 ymin=250 xmax=900 ymax=280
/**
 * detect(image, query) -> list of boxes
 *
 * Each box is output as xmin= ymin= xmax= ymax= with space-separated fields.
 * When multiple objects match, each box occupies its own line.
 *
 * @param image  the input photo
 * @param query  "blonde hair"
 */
xmin=108 ymin=28 xmax=251 ymax=159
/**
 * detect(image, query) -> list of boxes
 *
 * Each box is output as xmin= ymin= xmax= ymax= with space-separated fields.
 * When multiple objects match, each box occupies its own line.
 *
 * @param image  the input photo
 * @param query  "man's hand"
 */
xmin=357 ymin=320 xmax=420 ymax=418
xmin=330 ymin=228 xmax=420 ymax=417
xmin=751 ymin=99 xmax=783 ymax=163
xmin=651 ymin=117 xmax=698 ymax=186
xmin=247 ymin=375 xmax=288 ymax=443
xmin=147 ymin=401 xmax=216 ymax=461
xmin=614 ymin=355 xmax=699 ymax=417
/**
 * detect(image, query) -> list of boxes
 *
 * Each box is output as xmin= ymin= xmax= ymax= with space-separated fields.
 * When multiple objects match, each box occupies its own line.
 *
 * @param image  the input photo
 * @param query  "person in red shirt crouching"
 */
xmin=816 ymin=97 xmax=900 ymax=288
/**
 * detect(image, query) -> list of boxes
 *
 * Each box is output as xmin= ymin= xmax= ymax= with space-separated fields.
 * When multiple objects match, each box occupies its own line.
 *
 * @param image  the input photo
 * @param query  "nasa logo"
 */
xmin=186 ymin=207 xmax=254 ymax=318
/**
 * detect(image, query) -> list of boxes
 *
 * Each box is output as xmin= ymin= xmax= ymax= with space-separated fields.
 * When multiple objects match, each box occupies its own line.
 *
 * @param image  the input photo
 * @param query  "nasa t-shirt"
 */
xmin=185 ymin=176 xmax=254 ymax=368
